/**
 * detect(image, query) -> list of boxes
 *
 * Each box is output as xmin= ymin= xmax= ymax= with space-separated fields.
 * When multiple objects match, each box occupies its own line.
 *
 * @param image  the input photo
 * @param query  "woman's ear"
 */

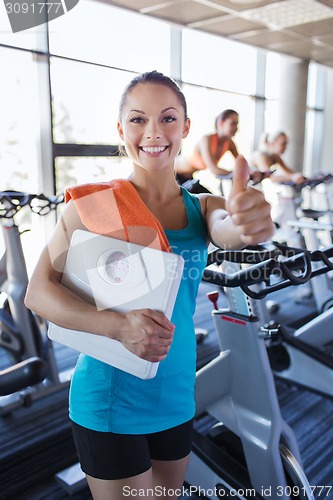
xmin=182 ymin=118 xmax=191 ymax=139
xmin=117 ymin=122 xmax=124 ymax=141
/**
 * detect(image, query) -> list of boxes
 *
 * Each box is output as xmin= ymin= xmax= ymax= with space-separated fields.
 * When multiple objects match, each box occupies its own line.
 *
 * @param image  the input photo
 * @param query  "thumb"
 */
xmin=229 ymin=155 xmax=250 ymax=198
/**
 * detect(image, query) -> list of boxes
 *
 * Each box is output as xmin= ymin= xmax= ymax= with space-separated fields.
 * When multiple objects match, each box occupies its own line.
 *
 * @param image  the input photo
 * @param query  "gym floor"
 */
xmin=0 ymin=282 xmax=332 ymax=499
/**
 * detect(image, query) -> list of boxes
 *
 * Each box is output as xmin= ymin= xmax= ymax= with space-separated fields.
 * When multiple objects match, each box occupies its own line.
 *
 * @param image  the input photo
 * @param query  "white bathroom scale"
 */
xmin=48 ymin=229 xmax=184 ymax=379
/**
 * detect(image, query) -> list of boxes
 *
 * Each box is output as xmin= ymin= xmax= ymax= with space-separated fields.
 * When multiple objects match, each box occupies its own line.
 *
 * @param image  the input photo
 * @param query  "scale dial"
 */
xmin=98 ymin=250 xmax=130 ymax=284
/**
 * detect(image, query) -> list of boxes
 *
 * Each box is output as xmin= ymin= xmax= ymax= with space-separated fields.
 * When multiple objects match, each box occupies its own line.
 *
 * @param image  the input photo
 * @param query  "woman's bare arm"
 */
xmin=25 ymin=202 xmax=174 ymax=362
xmin=253 ymin=151 xmax=305 ymax=183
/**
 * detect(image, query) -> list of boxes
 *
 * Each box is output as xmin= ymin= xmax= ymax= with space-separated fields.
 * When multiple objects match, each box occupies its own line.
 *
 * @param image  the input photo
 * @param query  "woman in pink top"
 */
xmin=175 ymin=109 xmax=240 ymax=193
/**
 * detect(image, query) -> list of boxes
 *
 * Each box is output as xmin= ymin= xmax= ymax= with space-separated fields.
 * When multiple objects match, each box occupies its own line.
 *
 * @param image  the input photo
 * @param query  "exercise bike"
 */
xmin=0 ymin=190 xmax=72 ymax=415
xmin=270 ymin=174 xmax=333 ymax=248
xmin=0 ymin=357 xmax=46 ymax=397
xmin=239 ymin=242 xmax=333 ymax=400
xmin=261 ymin=174 xmax=333 ymax=311
xmin=285 ymin=217 xmax=333 ymax=312
xmin=186 ymin=245 xmax=318 ymax=499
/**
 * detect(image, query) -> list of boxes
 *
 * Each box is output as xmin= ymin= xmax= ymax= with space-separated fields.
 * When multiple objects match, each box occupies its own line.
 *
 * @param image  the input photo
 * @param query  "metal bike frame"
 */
xmin=186 ymin=260 xmax=313 ymax=500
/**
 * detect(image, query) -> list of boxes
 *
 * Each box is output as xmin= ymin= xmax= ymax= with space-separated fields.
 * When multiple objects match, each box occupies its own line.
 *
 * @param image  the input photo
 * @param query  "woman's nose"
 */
xmin=145 ymin=122 xmax=161 ymax=140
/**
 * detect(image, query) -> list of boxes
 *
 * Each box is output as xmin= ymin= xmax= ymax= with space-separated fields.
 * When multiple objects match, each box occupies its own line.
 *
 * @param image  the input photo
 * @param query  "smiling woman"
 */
xmin=25 ymin=70 xmax=274 ymax=500
xmin=250 ymin=131 xmax=306 ymax=184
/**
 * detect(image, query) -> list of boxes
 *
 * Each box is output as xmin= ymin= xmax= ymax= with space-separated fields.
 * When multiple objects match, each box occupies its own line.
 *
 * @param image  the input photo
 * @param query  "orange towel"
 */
xmin=65 ymin=179 xmax=171 ymax=253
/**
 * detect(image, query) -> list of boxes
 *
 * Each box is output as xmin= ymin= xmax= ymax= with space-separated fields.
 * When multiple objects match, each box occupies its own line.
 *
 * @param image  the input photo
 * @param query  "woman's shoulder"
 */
xmin=252 ymin=149 xmax=273 ymax=162
xmin=195 ymin=192 xmax=225 ymax=218
xmin=197 ymin=132 xmax=216 ymax=143
xmin=194 ymin=133 xmax=214 ymax=148
xmin=65 ymin=179 xmax=130 ymax=203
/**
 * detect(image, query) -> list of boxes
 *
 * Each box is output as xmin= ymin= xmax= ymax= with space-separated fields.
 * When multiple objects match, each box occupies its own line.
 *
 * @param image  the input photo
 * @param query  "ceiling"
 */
xmin=101 ymin=0 xmax=333 ymax=69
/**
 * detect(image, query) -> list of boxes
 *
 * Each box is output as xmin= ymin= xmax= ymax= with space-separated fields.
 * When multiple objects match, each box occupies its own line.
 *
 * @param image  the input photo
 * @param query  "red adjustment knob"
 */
xmin=207 ymin=290 xmax=219 ymax=310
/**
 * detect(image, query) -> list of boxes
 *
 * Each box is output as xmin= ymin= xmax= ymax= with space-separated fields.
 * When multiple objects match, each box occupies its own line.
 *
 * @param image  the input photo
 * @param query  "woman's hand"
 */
xmin=291 ymin=172 xmax=307 ymax=185
xmin=117 ymin=309 xmax=175 ymax=362
xmin=226 ymin=156 xmax=275 ymax=245
xmin=249 ymin=170 xmax=272 ymax=185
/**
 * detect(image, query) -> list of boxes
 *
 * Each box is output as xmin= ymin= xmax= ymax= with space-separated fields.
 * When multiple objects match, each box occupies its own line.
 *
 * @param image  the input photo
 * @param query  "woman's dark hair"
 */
xmin=215 ymin=109 xmax=238 ymax=130
xmin=118 ymin=70 xmax=188 ymax=120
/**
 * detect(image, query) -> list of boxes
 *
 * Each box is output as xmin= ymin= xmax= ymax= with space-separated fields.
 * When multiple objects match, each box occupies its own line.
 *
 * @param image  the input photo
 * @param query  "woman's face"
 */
xmin=217 ymin=113 xmax=238 ymax=138
xmin=272 ymin=134 xmax=288 ymax=155
xmin=117 ymin=82 xmax=190 ymax=173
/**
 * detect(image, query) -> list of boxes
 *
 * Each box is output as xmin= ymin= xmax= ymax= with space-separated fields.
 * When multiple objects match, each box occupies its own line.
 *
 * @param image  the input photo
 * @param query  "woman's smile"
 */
xmin=139 ymin=145 xmax=169 ymax=156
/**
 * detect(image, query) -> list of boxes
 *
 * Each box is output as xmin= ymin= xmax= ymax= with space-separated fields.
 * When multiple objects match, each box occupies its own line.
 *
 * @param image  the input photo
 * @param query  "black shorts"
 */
xmin=71 ymin=419 xmax=193 ymax=480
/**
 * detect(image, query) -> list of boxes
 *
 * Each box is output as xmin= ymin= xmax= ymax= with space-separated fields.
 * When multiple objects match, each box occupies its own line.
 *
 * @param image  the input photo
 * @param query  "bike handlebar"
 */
xmin=204 ymin=243 xmax=333 ymax=299
xmin=215 ymin=170 xmax=274 ymax=186
xmin=0 ymin=191 xmax=64 ymax=219
xmin=279 ymin=173 xmax=333 ymax=191
xmin=207 ymin=243 xmax=281 ymax=266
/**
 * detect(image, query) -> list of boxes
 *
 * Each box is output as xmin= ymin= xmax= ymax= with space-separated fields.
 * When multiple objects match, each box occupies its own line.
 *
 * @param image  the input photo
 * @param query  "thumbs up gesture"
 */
xmin=226 ymin=156 xmax=275 ymax=245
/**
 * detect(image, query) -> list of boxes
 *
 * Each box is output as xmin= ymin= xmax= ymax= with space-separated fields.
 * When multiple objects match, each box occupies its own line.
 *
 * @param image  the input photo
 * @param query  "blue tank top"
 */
xmin=69 ymin=188 xmax=208 ymax=434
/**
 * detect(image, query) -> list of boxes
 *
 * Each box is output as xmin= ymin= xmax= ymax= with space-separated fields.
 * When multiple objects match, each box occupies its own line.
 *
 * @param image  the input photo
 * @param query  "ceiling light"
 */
xmin=242 ymin=0 xmax=333 ymax=29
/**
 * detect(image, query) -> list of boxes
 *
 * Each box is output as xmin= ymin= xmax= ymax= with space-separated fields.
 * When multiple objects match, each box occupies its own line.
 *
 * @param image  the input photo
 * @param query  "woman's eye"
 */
xmin=129 ymin=117 xmax=145 ymax=124
xmin=162 ymin=115 xmax=176 ymax=123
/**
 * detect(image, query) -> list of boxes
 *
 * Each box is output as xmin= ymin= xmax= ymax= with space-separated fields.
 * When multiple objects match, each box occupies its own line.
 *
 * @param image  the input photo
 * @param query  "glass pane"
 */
xmin=49 ymin=0 xmax=170 ymax=74
xmin=0 ymin=47 xmax=40 ymax=193
xmin=55 ymin=156 xmax=133 ymax=195
xmin=0 ymin=6 xmax=47 ymax=51
xmin=264 ymin=99 xmax=279 ymax=135
xmin=182 ymin=29 xmax=257 ymax=95
xmin=265 ymin=52 xmax=281 ymax=100
xmin=51 ymin=59 xmax=133 ymax=145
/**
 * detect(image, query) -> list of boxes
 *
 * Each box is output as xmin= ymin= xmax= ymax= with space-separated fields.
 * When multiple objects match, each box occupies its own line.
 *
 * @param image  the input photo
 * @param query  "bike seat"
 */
xmin=279 ymin=324 xmax=333 ymax=369
xmin=0 ymin=357 xmax=47 ymax=396
xmin=297 ymin=208 xmax=328 ymax=220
